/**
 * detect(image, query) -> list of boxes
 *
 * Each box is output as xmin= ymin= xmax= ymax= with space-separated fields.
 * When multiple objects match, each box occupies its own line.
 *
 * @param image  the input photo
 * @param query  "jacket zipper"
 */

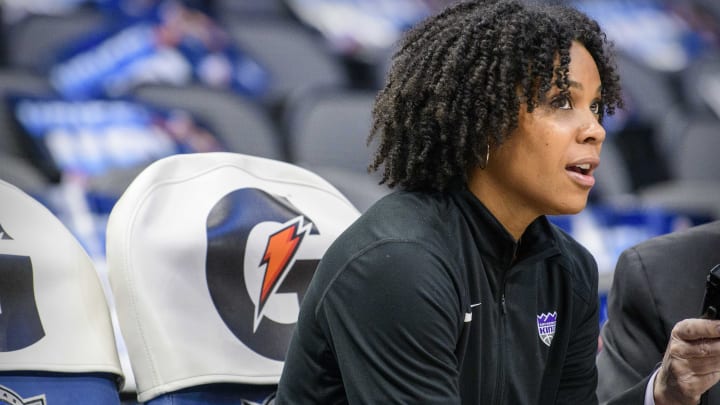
xmin=494 ymin=290 xmax=507 ymax=404
xmin=492 ymin=280 xmax=507 ymax=404
xmin=493 ymin=244 xmax=518 ymax=404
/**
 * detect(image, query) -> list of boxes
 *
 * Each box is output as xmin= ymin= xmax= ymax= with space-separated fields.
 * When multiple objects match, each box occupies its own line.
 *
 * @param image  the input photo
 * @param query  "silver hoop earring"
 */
xmin=480 ymin=143 xmax=491 ymax=169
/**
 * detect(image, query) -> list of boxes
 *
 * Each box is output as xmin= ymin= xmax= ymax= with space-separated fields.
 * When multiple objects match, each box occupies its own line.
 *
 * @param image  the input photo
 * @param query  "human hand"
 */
xmin=654 ymin=318 xmax=720 ymax=405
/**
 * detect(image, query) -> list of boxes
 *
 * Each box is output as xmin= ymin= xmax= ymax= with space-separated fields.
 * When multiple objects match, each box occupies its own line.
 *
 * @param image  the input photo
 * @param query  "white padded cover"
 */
xmin=0 ymin=180 xmax=123 ymax=380
xmin=106 ymin=152 xmax=360 ymax=402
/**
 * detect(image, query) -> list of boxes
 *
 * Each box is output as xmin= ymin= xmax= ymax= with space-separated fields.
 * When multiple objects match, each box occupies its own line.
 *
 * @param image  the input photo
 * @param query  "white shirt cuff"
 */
xmin=645 ymin=368 xmax=661 ymax=405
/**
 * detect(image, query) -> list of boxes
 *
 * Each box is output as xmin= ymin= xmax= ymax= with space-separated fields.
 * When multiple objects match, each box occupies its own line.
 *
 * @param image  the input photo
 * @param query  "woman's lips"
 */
xmin=566 ymin=167 xmax=596 ymax=188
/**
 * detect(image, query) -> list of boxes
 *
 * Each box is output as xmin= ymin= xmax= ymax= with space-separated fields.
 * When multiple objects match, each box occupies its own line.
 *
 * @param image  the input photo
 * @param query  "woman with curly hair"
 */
xmin=276 ymin=0 xmax=622 ymax=403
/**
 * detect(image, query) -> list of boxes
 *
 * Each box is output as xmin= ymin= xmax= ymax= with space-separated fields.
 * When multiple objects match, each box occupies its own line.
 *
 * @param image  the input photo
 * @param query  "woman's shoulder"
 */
xmin=546 ymin=222 xmax=595 ymax=265
xmin=361 ymin=191 xmax=456 ymax=235
xmin=546 ymin=221 xmax=598 ymax=301
xmin=326 ymin=191 xmax=459 ymax=265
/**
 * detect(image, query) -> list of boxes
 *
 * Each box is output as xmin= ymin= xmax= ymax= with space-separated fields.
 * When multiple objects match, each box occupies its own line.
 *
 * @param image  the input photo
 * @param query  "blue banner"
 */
xmin=11 ymin=96 xmax=223 ymax=177
xmin=49 ymin=0 xmax=270 ymax=100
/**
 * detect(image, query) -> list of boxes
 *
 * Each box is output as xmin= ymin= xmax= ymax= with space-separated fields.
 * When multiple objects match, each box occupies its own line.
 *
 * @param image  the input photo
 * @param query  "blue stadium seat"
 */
xmin=0 ymin=372 xmax=120 ymax=404
xmin=144 ymin=383 xmax=275 ymax=405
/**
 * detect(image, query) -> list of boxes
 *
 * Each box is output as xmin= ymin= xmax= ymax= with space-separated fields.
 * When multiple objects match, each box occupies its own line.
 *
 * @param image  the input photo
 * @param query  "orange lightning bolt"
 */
xmin=259 ymin=222 xmax=304 ymax=311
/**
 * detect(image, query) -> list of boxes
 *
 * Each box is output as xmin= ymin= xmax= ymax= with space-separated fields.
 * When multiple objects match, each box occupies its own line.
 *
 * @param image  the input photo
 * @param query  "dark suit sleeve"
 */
xmin=597 ymin=247 xmax=667 ymax=404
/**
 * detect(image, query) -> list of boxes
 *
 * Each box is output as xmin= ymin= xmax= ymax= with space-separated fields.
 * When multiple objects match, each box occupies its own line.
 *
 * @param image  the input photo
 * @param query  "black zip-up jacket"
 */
xmin=276 ymin=187 xmax=599 ymax=404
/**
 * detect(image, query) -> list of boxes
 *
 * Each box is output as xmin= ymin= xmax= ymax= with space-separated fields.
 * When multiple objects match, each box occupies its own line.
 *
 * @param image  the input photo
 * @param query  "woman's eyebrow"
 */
xmin=568 ymin=80 xmax=603 ymax=95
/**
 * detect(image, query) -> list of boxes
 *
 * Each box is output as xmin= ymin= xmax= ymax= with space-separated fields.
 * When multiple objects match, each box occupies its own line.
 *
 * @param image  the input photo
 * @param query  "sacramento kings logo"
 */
xmin=0 ymin=385 xmax=46 ymax=405
xmin=205 ymin=188 xmax=321 ymax=361
xmin=537 ymin=312 xmax=557 ymax=347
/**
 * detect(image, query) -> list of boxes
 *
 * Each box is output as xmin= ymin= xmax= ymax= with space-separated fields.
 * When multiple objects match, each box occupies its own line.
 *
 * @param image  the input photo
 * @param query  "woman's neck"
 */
xmin=466 ymin=175 xmax=539 ymax=241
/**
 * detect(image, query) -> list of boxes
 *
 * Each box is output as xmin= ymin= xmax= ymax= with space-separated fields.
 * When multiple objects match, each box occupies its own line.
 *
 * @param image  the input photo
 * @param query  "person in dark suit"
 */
xmin=597 ymin=220 xmax=720 ymax=405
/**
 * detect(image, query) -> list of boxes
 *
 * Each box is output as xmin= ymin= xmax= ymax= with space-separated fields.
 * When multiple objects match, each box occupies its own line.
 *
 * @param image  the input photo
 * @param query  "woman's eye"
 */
xmin=552 ymin=96 xmax=572 ymax=110
xmin=590 ymin=101 xmax=602 ymax=115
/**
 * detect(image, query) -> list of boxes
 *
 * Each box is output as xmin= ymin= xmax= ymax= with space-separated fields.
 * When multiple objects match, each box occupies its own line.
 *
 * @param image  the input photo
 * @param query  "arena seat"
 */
xmin=0 ymin=179 xmax=124 ymax=404
xmin=5 ymin=9 xmax=107 ymax=72
xmin=222 ymin=16 xmax=349 ymax=109
xmin=638 ymin=119 xmax=720 ymax=219
xmin=282 ymin=88 xmax=390 ymax=211
xmin=131 ymin=84 xmax=285 ymax=161
xmin=0 ymin=69 xmax=54 ymax=161
xmin=283 ymin=88 xmax=377 ymax=174
xmin=105 ymin=152 xmax=360 ymax=403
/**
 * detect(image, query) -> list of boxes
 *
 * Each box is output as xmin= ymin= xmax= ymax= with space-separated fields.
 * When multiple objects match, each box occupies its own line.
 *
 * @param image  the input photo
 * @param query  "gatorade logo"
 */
xmin=0 ymin=224 xmax=11 ymax=240
xmin=0 ymin=253 xmax=45 ymax=352
xmin=205 ymin=188 xmax=320 ymax=361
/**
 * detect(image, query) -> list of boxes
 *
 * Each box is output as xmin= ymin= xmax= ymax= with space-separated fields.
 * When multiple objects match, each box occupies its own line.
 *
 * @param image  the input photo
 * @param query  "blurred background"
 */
xmin=1 ymin=0 xmax=720 ymax=396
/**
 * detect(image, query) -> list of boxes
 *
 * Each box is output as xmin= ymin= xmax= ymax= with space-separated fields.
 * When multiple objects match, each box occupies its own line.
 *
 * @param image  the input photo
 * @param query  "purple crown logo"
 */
xmin=537 ymin=312 xmax=557 ymax=323
xmin=537 ymin=311 xmax=557 ymax=347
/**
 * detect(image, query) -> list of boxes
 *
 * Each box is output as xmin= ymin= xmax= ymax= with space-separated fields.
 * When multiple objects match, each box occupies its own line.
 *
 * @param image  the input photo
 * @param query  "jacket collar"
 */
xmin=451 ymin=186 xmax=561 ymax=268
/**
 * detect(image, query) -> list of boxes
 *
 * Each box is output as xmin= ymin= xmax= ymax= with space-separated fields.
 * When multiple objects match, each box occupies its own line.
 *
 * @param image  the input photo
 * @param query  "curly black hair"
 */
xmin=369 ymin=0 xmax=623 ymax=192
